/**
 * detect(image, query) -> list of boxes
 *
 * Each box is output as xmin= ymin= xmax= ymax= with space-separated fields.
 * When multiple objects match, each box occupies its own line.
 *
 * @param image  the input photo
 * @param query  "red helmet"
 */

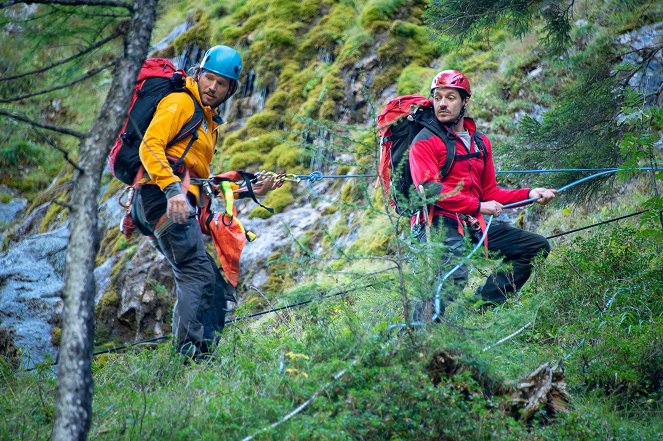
xmin=430 ymin=70 xmax=471 ymax=97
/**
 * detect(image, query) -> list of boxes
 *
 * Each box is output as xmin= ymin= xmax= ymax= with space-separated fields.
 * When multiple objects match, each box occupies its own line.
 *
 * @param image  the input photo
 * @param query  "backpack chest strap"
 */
xmin=454 ymin=151 xmax=483 ymax=161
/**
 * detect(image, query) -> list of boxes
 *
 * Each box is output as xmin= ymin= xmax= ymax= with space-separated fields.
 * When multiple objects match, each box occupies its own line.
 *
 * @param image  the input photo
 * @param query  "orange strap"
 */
xmin=478 ymin=216 xmax=488 ymax=257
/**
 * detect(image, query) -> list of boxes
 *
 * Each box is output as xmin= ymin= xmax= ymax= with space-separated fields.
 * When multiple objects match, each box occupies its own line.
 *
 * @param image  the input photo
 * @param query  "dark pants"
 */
xmin=133 ymin=186 xmax=228 ymax=355
xmin=422 ymin=215 xmax=550 ymax=305
xmin=156 ymin=218 xmax=227 ymax=354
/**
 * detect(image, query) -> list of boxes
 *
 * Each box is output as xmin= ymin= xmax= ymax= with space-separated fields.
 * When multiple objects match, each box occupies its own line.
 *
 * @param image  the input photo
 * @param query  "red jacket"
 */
xmin=409 ymin=117 xmax=530 ymax=221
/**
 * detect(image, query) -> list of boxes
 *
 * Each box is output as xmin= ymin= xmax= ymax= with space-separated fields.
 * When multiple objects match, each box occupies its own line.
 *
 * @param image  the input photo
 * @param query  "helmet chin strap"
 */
xmin=453 ymin=105 xmax=466 ymax=126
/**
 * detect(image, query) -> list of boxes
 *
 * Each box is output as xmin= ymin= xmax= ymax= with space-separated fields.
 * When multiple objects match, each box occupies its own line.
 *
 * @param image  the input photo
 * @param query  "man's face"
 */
xmin=197 ymin=70 xmax=231 ymax=108
xmin=432 ymin=87 xmax=467 ymax=125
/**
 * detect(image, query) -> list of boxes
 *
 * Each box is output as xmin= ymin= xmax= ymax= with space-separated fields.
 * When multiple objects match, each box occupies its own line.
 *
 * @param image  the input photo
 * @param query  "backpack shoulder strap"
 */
xmin=472 ymin=130 xmax=487 ymax=159
xmin=414 ymin=110 xmax=457 ymax=179
xmin=167 ymin=88 xmax=205 ymax=166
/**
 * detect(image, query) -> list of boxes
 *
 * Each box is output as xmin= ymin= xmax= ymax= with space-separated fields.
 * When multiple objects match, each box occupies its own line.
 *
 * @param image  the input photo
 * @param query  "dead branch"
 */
xmin=0 ymin=60 xmax=114 ymax=104
xmin=34 ymin=130 xmax=83 ymax=172
xmin=0 ymin=108 xmax=85 ymax=138
xmin=506 ymin=362 xmax=572 ymax=421
xmin=0 ymin=30 xmax=122 ymax=82
xmin=427 ymin=351 xmax=571 ymax=423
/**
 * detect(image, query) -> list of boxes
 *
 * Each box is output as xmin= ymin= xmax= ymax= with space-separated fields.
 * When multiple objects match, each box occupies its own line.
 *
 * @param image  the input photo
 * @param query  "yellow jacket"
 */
xmin=139 ymin=76 xmax=219 ymax=202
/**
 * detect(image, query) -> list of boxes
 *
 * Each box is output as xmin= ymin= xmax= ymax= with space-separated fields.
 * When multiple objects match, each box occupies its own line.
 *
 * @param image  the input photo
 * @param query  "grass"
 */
xmin=3 ymin=226 xmax=661 ymax=439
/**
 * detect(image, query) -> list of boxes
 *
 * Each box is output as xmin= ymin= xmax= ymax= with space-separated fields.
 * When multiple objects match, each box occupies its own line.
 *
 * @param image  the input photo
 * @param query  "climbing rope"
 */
xmin=24 ymin=283 xmax=377 ymax=371
xmin=252 ymin=166 xmax=661 ymax=185
xmin=545 ymin=210 xmax=648 ymax=240
xmin=294 ymin=171 xmax=378 ymax=183
xmin=32 ymin=168 xmax=655 ymax=369
xmin=432 ymin=169 xmax=657 ymax=319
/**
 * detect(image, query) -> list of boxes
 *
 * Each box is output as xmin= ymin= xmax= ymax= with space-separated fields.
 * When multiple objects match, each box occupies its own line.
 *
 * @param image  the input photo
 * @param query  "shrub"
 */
xmin=0 ymin=140 xmax=45 ymax=167
xmin=532 ymin=227 xmax=662 ymax=402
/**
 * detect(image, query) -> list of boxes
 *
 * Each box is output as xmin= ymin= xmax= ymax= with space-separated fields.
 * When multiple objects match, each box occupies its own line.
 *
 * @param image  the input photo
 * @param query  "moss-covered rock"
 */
xmin=360 ymin=0 xmax=410 ymax=31
xmin=50 ymin=326 xmax=62 ymax=346
xmin=297 ymin=3 xmax=354 ymax=62
xmin=396 ymin=64 xmax=436 ymax=96
xmin=244 ymin=110 xmax=285 ymax=132
xmin=38 ymin=203 xmax=68 ymax=234
xmin=260 ymin=249 xmax=296 ymax=294
xmin=261 ymin=143 xmax=304 ymax=171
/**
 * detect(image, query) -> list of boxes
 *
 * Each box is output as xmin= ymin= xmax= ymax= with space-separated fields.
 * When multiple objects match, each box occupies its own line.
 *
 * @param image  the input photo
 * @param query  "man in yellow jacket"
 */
xmin=134 ymin=45 xmax=266 ymax=360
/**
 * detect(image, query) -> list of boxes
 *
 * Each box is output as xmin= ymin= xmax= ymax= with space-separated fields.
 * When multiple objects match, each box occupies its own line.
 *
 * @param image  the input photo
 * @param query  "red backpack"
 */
xmin=108 ymin=58 xmax=204 ymax=185
xmin=376 ymin=94 xmax=486 ymax=215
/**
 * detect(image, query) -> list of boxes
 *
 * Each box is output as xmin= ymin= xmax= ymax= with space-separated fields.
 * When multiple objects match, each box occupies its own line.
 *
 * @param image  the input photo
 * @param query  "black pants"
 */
xmin=423 ymin=216 xmax=550 ymax=304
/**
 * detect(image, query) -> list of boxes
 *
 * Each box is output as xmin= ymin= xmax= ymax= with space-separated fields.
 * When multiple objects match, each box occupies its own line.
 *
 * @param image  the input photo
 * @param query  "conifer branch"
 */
xmin=0 ymin=108 xmax=85 ymax=138
xmin=0 ymin=60 xmax=114 ymax=104
xmin=0 ymin=30 xmax=122 ymax=82
xmin=0 ymin=0 xmax=133 ymax=11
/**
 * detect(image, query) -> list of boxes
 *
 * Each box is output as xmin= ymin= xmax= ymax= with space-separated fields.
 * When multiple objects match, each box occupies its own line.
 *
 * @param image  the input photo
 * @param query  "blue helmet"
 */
xmin=200 ymin=45 xmax=242 ymax=81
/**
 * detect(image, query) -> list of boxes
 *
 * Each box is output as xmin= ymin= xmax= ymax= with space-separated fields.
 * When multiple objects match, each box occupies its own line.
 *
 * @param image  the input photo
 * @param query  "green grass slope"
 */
xmin=0 ymin=0 xmax=661 ymax=439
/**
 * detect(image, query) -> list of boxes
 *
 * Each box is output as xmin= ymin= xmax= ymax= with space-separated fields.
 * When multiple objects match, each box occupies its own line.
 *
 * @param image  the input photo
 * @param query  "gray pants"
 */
xmin=132 ymin=186 xmax=229 ymax=354
xmin=155 ymin=217 xmax=228 ymax=354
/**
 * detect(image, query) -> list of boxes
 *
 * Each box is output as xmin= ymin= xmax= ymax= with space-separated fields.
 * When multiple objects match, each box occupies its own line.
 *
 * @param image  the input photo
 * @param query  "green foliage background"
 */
xmin=0 ymin=0 xmax=661 ymax=439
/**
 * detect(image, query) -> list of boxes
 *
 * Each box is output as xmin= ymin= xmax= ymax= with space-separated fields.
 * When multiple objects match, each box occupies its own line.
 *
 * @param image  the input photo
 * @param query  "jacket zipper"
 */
xmin=467 ymin=137 xmax=476 ymax=202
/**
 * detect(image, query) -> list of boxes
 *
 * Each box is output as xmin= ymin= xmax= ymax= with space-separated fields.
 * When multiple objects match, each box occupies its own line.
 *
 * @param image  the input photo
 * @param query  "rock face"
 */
xmin=0 ymin=225 xmax=68 ymax=368
xmin=94 ymin=240 xmax=175 ymax=344
xmin=0 ymin=185 xmax=27 ymax=244
xmin=618 ymin=22 xmax=662 ymax=106
xmin=0 ymin=198 xmax=27 ymax=227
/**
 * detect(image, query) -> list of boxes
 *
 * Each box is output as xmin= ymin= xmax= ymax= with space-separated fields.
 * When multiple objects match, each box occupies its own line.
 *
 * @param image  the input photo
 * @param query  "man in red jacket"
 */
xmin=409 ymin=70 xmax=557 ymax=311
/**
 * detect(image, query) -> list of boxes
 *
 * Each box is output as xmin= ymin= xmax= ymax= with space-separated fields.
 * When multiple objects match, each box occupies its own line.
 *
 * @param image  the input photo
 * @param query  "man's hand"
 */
xmin=480 ymin=200 xmax=504 ymax=217
xmin=529 ymin=188 xmax=557 ymax=205
xmin=252 ymin=175 xmax=278 ymax=196
xmin=167 ymin=193 xmax=191 ymax=224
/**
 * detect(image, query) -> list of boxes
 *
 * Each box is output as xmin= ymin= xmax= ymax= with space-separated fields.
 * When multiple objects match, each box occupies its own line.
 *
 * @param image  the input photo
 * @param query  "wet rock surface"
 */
xmin=0 ymin=225 xmax=68 ymax=368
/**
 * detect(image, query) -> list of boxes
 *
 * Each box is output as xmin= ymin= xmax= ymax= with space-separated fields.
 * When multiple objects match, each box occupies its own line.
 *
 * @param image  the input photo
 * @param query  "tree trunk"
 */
xmin=51 ymin=1 xmax=157 ymax=439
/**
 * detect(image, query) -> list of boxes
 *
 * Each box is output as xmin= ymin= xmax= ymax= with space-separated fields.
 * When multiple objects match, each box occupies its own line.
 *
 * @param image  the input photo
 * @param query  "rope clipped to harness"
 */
xmin=209 ymin=170 xmax=275 ymax=214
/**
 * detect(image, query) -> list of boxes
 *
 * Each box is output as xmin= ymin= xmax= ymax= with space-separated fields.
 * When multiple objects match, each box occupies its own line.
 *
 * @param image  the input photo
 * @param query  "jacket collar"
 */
xmin=462 ymin=117 xmax=477 ymax=135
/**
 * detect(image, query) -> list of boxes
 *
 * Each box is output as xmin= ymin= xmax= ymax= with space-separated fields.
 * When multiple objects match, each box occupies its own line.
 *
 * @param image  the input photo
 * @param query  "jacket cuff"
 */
xmin=472 ymin=200 xmax=481 ymax=216
xmin=524 ymin=188 xmax=532 ymax=200
xmin=164 ymin=182 xmax=183 ymax=199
